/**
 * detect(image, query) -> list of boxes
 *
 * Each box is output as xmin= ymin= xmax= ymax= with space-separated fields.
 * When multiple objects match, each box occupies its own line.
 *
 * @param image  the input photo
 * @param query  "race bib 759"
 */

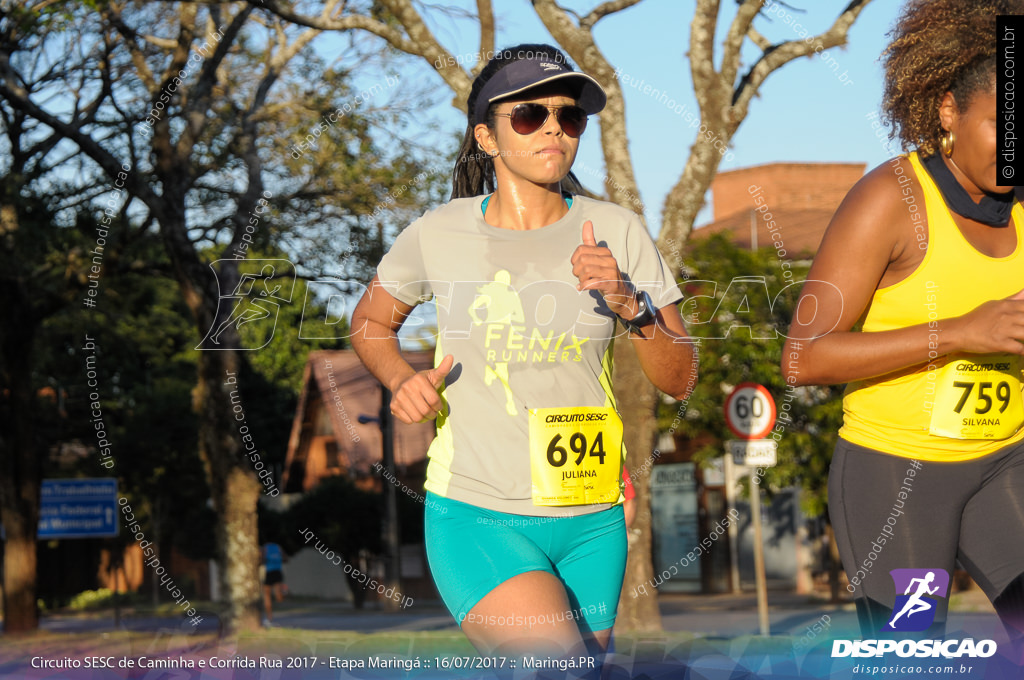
xmin=929 ymin=355 xmax=1024 ymax=440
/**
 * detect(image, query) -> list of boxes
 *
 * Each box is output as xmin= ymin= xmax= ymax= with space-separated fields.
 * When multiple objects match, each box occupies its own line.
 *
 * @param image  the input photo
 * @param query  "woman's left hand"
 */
xmin=571 ymin=220 xmax=636 ymax=318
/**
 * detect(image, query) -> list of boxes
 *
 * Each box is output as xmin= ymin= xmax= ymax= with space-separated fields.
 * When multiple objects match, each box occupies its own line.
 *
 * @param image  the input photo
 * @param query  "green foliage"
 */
xmin=219 ymin=251 xmax=350 ymax=394
xmin=199 ymin=248 xmax=353 ymax=482
xmin=665 ymin=234 xmax=843 ymax=517
xmin=65 ymin=587 xmax=142 ymax=611
xmin=68 ymin=588 xmax=115 ymax=611
xmin=38 ymin=227 xmax=215 ymax=561
xmin=284 ymin=476 xmax=383 ymax=559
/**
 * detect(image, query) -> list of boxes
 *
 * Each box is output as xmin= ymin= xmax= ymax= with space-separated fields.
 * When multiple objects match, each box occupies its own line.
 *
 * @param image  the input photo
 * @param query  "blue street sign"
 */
xmin=38 ymin=478 xmax=119 ymax=539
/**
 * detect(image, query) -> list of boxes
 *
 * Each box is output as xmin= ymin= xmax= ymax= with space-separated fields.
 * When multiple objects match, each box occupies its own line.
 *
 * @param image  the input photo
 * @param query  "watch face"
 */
xmin=632 ymin=291 xmax=656 ymax=327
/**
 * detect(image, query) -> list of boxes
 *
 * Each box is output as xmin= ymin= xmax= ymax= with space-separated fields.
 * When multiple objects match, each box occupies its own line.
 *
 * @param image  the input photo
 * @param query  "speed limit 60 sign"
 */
xmin=724 ymin=383 xmax=777 ymax=440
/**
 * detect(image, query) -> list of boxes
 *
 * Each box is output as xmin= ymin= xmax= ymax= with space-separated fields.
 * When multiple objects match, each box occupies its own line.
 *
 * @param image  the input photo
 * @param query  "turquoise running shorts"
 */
xmin=424 ymin=492 xmax=627 ymax=634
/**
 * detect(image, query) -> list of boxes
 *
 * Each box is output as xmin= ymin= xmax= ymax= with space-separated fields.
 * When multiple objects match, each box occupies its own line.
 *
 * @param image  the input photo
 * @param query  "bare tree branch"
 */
xmin=105 ymin=11 xmax=159 ymax=91
xmin=378 ymin=0 xmax=473 ymax=108
xmin=531 ymin=0 xmax=642 ymax=211
xmin=256 ymin=0 xmax=413 ymax=48
xmin=747 ymin=24 xmax=771 ymax=51
xmin=580 ymin=0 xmax=643 ymax=30
xmin=257 ymin=0 xmax=474 ymax=109
xmin=721 ymin=0 xmax=764 ymax=93
xmin=189 ymin=4 xmax=253 ymax=120
xmin=581 ymin=0 xmax=643 ymax=29
xmin=475 ymin=0 xmax=494 ymax=76
xmin=690 ymin=0 xmax=719 ymax=112
xmin=733 ymin=0 xmax=870 ymax=118
xmin=659 ymin=0 xmax=874 ymax=251
xmin=0 ymin=54 xmax=160 ymax=209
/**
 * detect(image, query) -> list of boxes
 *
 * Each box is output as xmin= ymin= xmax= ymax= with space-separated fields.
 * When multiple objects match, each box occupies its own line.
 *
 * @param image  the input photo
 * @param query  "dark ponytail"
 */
xmin=452 ymin=44 xmax=585 ymax=199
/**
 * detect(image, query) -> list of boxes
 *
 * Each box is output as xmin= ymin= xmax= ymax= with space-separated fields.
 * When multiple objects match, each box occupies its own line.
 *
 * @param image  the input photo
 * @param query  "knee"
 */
xmin=994 ymin=573 xmax=1024 ymax=633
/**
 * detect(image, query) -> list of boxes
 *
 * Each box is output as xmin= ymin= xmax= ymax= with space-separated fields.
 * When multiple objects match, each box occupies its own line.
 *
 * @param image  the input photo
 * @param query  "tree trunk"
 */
xmin=0 ymin=309 xmax=40 ymax=633
xmin=613 ymin=339 xmax=662 ymax=631
xmin=191 ymin=309 xmax=260 ymax=631
xmin=215 ymin=466 xmax=261 ymax=629
xmin=163 ymin=205 xmax=260 ymax=631
xmin=658 ymin=133 xmax=732 ymax=251
xmin=1 ymin=529 xmax=38 ymax=633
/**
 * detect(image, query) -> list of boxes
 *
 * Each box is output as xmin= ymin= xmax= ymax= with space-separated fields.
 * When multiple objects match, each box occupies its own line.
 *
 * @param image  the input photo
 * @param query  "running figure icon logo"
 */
xmin=883 ymin=568 xmax=950 ymax=632
xmin=196 ymin=259 xmax=295 ymax=350
xmin=469 ymin=270 xmax=525 ymax=416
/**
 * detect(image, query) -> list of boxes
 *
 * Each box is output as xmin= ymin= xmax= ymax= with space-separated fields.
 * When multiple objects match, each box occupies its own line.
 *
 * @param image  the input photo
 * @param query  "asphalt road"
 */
xmin=35 ymin=590 xmax=1004 ymax=641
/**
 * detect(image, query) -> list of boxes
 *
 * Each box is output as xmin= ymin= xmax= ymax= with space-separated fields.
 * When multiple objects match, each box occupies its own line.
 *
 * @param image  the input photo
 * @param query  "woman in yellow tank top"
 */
xmin=784 ymin=0 xmax=1024 ymax=664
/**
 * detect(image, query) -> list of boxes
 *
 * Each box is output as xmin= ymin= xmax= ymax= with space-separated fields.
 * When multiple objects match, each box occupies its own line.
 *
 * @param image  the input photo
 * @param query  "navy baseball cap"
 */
xmin=474 ymin=56 xmax=606 ymax=125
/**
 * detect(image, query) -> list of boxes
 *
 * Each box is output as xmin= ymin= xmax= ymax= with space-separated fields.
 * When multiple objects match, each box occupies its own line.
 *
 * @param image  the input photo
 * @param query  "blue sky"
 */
xmin=358 ymin=1 xmax=904 ymax=234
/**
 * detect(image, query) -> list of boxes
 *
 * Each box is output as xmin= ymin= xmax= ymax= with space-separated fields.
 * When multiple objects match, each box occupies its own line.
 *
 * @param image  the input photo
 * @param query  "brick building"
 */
xmin=692 ymin=161 xmax=866 ymax=254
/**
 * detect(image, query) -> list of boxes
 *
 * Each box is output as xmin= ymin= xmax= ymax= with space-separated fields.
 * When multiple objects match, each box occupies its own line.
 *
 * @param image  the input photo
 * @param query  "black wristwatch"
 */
xmin=617 ymin=289 xmax=657 ymax=336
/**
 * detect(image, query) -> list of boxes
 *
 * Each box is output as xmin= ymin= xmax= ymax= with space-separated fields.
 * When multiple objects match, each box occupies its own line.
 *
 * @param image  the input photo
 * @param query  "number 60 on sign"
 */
xmin=724 ymin=383 xmax=777 ymax=440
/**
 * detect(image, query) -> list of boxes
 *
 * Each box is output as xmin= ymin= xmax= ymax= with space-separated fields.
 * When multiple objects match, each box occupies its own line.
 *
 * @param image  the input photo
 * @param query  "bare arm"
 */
xmin=350 ymin=276 xmax=453 ymax=424
xmin=626 ymin=304 xmax=697 ymax=401
xmin=571 ymin=220 xmax=696 ymax=401
xmin=783 ymin=160 xmax=1024 ymax=387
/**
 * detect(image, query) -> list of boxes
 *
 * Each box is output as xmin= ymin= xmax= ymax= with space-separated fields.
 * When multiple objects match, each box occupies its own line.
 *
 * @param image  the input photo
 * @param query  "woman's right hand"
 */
xmin=390 ymin=354 xmax=455 ymax=424
xmin=950 ymin=290 xmax=1024 ymax=355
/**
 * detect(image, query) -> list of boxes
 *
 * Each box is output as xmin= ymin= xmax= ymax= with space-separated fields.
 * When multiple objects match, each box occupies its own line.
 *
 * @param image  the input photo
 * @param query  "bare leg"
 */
xmin=462 ymin=571 xmax=613 ymax=679
xmin=584 ymin=629 xmax=612 ymax=654
xmin=262 ymin=585 xmax=272 ymax=623
xmin=889 ymin=601 xmax=915 ymax=627
xmin=462 ymin=570 xmax=584 ymax=657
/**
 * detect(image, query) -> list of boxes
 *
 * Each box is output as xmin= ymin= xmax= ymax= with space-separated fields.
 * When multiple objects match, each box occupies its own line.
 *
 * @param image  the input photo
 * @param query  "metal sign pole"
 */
xmin=750 ymin=472 xmax=770 ymax=636
xmin=723 ymin=452 xmax=741 ymax=594
xmin=380 ymin=387 xmax=401 ymax=610
xmin=723 ymin=384 xmax=777 ymax=637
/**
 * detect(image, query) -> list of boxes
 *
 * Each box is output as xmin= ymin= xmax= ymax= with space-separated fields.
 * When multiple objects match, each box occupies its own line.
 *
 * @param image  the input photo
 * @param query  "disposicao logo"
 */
xmin=831 ymin=568 xmax=997 ymax=659
xmin=885 ymin=568 xmax=949 ymax=632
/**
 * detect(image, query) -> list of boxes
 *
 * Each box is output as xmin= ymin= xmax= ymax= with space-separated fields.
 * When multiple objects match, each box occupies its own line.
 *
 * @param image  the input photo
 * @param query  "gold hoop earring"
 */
xmin=940 ymin=130 xmax=955 ymax=157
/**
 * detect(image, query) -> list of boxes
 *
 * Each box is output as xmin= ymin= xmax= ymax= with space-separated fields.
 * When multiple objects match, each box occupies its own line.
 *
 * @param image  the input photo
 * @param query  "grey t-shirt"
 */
xmin=377 ymin=195 xmax=682 ymax=516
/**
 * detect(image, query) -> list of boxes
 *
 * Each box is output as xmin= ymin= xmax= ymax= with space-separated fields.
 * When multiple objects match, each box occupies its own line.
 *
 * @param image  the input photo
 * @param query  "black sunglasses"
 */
xmin=494 ymin=103 xmax=588 ymax=138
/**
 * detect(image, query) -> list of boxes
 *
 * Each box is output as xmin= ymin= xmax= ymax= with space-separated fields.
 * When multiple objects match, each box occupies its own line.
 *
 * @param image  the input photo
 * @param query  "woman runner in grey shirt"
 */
xmin=351 ymin=43 xmax=695 ymax=662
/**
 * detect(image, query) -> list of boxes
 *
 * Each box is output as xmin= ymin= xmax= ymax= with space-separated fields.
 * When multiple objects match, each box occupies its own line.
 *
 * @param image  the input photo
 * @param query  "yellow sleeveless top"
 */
xmin=840 ymin=152 xmax=1024 ymax=461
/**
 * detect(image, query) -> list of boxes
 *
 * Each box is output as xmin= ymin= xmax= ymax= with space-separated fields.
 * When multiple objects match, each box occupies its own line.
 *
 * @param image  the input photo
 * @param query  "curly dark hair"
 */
xmin=881 ymin=0 xmax=1020 ymax=155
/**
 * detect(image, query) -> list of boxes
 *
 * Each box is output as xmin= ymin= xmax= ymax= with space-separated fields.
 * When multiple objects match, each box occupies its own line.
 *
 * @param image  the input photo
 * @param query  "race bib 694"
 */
xmin=528 ymin=406 xmax=622 ymax=506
